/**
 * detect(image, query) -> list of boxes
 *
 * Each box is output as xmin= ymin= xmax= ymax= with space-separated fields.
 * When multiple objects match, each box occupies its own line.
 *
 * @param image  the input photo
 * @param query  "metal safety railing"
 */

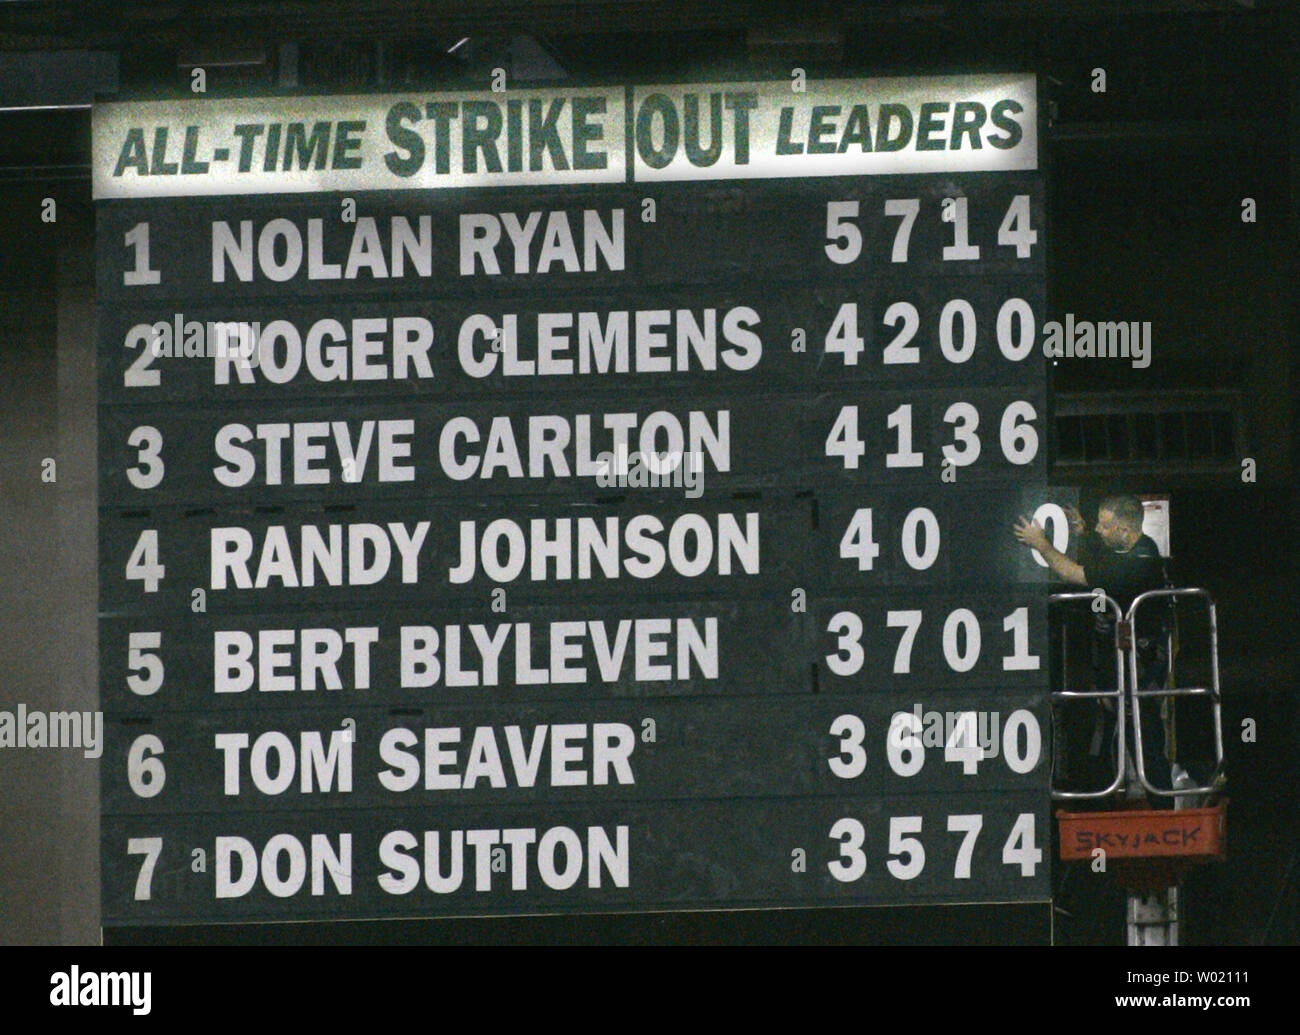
xmin=1128 ymin=587 xmax=1226 ymax=799
xmin=1048 ymin=587 xmax=1225 ymax=802
xmin=1049 ymin=591 xmax=1127 ymax=801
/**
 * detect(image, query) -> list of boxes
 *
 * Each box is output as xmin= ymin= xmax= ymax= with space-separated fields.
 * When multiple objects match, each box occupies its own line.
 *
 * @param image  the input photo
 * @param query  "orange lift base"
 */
xmin=1057 ymin=803 xmax=1227 ymax=894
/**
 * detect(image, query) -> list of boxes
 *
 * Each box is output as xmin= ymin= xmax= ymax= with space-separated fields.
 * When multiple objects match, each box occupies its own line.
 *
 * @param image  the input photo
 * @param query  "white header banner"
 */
xmin=92 ymin=74 xmax=1036 ymax=199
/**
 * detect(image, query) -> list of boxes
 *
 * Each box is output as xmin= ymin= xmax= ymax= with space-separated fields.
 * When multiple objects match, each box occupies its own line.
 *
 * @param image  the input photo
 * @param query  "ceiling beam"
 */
xmin=0 ymin=0 xmax=1271 ymax=51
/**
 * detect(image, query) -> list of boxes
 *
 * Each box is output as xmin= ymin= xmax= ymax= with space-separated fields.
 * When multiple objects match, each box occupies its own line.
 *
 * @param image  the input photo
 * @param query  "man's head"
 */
xmin=1096 ymin=494 xmax=1145 ymax=551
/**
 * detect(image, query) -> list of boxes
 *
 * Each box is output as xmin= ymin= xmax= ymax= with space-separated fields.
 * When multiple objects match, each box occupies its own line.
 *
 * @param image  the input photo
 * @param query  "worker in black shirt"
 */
xmin=1014 ymin=495 xmax=1164 ymax=600
xmin=1013 ymin=495 xmax=1174 ymax=800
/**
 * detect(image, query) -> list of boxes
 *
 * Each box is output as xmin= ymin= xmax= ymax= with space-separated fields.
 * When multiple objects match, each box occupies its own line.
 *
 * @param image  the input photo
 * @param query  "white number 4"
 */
xmin=839 ymin=508 xmax=880 ymax=570
xmin=1002 ymin=813 xmax=1042 ymax=876
xmin=826 ymin=406 xmax=866 ymax=469
xmin=944 ymin=711 xmax=985 ymax=774
xmin=825 ymin=303 xmax=865 ymax=365
xmin=997 ymin=195 xmax=1037 ymax=258
xmin=126 ymin=529 xmax=165 ymax=593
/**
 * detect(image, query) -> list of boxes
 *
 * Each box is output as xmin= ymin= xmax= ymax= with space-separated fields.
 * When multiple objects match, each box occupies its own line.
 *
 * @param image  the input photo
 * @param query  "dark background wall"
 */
xmin=0 ymin=0 xmax=1295 ymax=945
xmin=0 ymin=185 xmax=98 ymax=945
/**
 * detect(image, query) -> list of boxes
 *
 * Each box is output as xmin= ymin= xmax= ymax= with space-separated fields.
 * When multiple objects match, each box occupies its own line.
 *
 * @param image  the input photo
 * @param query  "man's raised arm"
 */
xmin=1012 ymin=515 xmax=1088 ymax=585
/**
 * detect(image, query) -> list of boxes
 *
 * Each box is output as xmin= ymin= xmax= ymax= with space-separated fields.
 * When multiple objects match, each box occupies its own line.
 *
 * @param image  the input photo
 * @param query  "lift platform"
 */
xmin=1048 ymin=581 xmax=1227 ymax=945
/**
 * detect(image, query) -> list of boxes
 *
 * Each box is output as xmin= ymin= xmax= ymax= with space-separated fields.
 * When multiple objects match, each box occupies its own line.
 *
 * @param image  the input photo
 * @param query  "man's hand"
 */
xmin=1064 ymin=505 xmax=1086 ymax=537
xmin=1012 ymin=514 xmax=1050 ymax=552
xmin=1014 ymin=514 xmax=1088 ymax=585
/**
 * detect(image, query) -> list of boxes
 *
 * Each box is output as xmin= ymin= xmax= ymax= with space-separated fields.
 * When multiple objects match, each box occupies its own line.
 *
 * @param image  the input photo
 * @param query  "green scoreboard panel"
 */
xmin=93 ymin=75 xmax=1060 ymax=923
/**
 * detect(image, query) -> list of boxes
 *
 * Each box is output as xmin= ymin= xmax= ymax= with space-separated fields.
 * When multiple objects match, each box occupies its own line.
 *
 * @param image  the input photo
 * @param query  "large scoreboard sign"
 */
xmin=93 ymin=75 xmax=1055 ymax=924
